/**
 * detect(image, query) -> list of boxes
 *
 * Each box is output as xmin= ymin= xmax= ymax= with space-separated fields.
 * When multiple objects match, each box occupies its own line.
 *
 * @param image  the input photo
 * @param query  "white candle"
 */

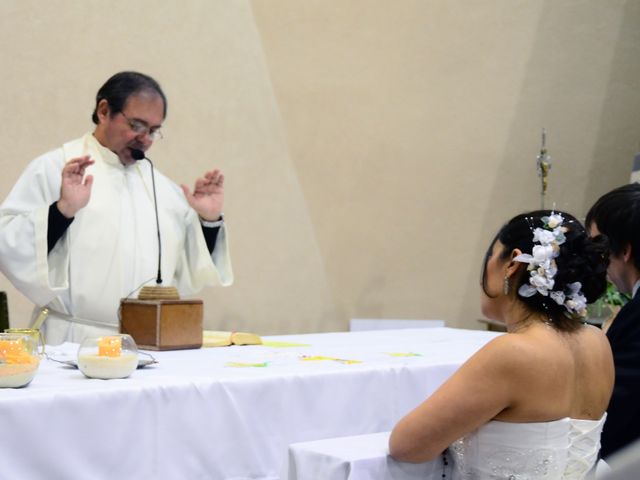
xmin=78 ymin=353 xmax=138 ymax=379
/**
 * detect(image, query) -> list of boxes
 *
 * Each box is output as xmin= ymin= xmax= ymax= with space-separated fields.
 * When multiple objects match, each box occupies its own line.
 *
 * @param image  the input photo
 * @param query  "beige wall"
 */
xmin=0 ymin=1 xmax=638 ymax=334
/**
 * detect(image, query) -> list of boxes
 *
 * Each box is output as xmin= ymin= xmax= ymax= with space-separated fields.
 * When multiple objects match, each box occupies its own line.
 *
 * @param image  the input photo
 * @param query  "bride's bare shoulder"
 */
xmin=572 ymin=324 xmax=614 ymax=360
xmin=469 ymin=327 xmax=566 ymax=373
xmin=475 ymin=324 xmax=611 ymax=370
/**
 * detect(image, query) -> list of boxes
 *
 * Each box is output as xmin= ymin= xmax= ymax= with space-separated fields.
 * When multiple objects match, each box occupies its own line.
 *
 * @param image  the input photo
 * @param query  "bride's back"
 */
xmin=446 ymin=325 xmax=614 ymax=479
xmin=492 ymin=322 xmax=614 ymax=423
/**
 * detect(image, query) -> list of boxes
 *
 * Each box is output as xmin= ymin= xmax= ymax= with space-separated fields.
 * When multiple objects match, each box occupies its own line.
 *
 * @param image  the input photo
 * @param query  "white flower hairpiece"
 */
xmin=513 ymin=213 xmax=588 ymax=319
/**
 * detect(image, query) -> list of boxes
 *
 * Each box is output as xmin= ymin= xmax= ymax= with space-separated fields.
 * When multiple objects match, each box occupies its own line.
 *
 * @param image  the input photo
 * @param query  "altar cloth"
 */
xmin=0 ymin=327 xmax=500 ymax=480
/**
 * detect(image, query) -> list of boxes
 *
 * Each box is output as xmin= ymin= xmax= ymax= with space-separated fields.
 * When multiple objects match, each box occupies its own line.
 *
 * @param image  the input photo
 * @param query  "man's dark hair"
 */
xmin=91 ymin=71 xmax=167 ymax=124
xmin=586 ymin=184 xmax=640 ymax=270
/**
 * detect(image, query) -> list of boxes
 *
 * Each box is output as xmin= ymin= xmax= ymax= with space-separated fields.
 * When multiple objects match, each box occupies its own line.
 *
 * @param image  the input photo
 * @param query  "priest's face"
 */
xmin=94 ymin=92 xmax=165 ymax=165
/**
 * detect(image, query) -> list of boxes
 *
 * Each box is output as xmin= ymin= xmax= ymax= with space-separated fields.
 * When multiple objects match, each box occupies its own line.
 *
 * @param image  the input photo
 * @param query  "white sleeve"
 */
xmin=173 ymin=208 xmax=233 ymax=295
xmin=0 ymin=150 xmax=71 ymax=306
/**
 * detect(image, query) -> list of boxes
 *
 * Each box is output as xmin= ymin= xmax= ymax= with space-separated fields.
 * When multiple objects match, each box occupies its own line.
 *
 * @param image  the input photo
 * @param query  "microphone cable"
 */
xmin=130 ymin=148 xmax=163 ymax=285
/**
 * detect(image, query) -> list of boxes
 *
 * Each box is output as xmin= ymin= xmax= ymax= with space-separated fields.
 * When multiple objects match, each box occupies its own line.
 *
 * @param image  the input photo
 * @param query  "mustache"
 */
xmin=127 ymin=143 xmax=145 ymax=151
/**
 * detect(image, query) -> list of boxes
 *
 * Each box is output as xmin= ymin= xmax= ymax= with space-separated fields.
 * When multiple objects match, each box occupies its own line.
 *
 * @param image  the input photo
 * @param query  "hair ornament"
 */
xmin=514 ymin=213 xmax=588 ymax=318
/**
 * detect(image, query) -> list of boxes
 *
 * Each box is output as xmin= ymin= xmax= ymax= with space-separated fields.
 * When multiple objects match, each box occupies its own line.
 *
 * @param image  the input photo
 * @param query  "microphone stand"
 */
xmin=119 ymin=148 xmax=204 ymax=350
xmin=145 ymin=154 xmax=163 ymax=285
xmin=130 ymin=149 xmax=179 ymax=301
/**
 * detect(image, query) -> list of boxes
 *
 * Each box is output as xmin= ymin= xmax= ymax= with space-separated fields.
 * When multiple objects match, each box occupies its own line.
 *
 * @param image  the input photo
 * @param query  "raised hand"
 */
xmin=56 ymin=156 xmax=95 ymax=218
xmin=181 ymin=169 xmax=225 ymax=221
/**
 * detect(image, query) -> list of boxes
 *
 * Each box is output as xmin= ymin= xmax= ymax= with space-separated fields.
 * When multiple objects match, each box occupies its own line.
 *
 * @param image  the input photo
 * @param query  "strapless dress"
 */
xmin=446 ymin=415 xmax=606 ymax=479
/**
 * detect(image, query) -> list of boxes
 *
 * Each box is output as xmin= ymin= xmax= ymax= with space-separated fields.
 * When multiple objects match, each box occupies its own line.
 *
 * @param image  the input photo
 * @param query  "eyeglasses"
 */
xmin=120 ymin=112 xmax=163 ymax=141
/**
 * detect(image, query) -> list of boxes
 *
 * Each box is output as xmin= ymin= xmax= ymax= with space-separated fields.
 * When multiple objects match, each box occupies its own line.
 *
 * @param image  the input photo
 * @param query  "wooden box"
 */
xmin=119 ymin=299 xmax=203 ymax=351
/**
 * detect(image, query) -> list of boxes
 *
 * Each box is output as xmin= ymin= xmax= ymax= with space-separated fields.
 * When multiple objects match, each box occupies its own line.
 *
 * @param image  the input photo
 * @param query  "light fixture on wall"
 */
xmin=536 ymin=128 xmax=552 ymax=209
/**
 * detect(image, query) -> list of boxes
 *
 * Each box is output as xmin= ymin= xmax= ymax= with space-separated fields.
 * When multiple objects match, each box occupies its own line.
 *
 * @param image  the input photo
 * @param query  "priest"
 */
xmin=0 ymin=71 xmax=233 ymax=344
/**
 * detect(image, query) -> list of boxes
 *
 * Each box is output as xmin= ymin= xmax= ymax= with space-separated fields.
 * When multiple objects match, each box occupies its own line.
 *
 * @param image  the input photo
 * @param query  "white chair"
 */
xmin=349 ymin=319 xmax=445 ymax=332
xmin=595 ymin=459 xmax=611 ymax=478
xmin=599 ymin=438 xmax=640 ymax=479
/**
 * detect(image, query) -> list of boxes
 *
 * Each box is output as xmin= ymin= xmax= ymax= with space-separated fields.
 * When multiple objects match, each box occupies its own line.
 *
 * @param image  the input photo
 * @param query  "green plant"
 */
xmin=589 ymin=282 xmax=630 ymax=319
xmin=602 ymin=281 xmax=631 ymax=307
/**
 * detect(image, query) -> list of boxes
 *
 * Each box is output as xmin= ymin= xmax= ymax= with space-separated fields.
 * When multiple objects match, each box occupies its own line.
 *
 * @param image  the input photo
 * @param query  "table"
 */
xmin=0 ymin=328 xmax=500 ymax=480
xmin=287 ymin=431 xmax=441 ymax=480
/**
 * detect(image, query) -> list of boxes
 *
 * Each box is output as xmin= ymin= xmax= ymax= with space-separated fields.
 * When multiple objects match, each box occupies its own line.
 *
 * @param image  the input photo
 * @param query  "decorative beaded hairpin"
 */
xmin=514 ymin=213 xmax=588 ymax=319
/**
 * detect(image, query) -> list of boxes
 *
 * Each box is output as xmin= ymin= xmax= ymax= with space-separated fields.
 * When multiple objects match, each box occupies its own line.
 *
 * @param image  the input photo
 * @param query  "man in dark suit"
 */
xmin=586 ymin=183 xmax=640 ymax=459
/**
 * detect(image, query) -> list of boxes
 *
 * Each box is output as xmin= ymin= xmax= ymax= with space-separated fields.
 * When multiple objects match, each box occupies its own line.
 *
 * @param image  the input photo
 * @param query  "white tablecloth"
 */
xmin=0 ymin=327 xmax=500 ymax=480
xmin=287 ymin=432 xmax=442 ymax=480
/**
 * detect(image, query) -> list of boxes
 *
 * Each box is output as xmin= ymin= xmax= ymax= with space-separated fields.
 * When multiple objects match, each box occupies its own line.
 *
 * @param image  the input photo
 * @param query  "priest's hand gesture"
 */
xmin=181 ymin=169 xmax=225 ymax=222
xmin=57 ymin=156 xmax=95 ymax=218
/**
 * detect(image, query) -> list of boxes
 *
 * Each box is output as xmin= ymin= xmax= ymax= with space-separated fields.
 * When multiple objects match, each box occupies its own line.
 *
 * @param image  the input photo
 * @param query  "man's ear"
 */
xmin=96 ymin=99 xmax=110 ymax=123
xmin=622 ymin=244 xmax=634 ymax=264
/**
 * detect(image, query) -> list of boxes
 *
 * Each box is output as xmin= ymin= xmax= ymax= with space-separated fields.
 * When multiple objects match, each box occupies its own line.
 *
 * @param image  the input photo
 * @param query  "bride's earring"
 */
xmin=503 ymin=276 xmax=510 ymax=295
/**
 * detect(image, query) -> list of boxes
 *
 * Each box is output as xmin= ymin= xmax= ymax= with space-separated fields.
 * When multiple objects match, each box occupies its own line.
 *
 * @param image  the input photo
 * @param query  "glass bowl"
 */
xmin=4 ymin=328 xmax=45 ymax=355
xmin=77 ymin=334 xmax=138 ymax=379
xmin=0 ymin=333 xmax=40 ymax=388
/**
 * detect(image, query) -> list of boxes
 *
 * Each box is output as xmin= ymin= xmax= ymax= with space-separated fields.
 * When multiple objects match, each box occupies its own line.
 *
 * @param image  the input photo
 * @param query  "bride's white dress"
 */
xmin=447 ymin=415 xmax=606 ymax=479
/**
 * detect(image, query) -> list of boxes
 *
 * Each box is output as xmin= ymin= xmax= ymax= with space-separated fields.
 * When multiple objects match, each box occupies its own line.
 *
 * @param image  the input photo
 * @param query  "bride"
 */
xmin=389 ymin=211 xmax=614 ymax=479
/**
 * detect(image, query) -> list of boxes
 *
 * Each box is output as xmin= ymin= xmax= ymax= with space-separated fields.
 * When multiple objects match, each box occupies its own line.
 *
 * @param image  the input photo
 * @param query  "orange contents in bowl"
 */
xmin=98 ymin=336 xmax=122 ymax=357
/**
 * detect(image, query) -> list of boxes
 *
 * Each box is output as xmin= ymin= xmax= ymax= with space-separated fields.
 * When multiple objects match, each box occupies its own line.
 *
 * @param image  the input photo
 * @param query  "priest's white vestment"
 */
xmin=0 ymin=133 xmax=233 ymax=344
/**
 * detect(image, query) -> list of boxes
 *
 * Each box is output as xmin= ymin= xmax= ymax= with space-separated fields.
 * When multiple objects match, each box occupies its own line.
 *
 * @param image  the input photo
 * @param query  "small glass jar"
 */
xmin=0 ymin=333 xmax=40 ymax=388
xmin=77 ymin=334 xmax=138 ymax=379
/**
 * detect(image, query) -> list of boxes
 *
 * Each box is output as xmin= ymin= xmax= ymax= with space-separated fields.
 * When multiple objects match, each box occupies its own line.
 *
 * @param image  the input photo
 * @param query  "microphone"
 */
xmin=130 ymin=148 xmax=163 ymax=285
xmin=130 ymin=148 xmax=145 ymax=161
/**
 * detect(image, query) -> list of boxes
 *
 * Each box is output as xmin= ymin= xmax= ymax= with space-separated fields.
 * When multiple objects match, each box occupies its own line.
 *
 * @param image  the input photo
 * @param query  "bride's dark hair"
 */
xmin=481 ymin=210 xmax=609 ymax=331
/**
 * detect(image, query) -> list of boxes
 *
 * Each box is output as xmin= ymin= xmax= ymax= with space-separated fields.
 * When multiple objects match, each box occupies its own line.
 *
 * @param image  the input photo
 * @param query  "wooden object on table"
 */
xmin=137 ymin=286 xmax=180 ymax=301
xmin=120 ymin=286 xmax=203 ymax=351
